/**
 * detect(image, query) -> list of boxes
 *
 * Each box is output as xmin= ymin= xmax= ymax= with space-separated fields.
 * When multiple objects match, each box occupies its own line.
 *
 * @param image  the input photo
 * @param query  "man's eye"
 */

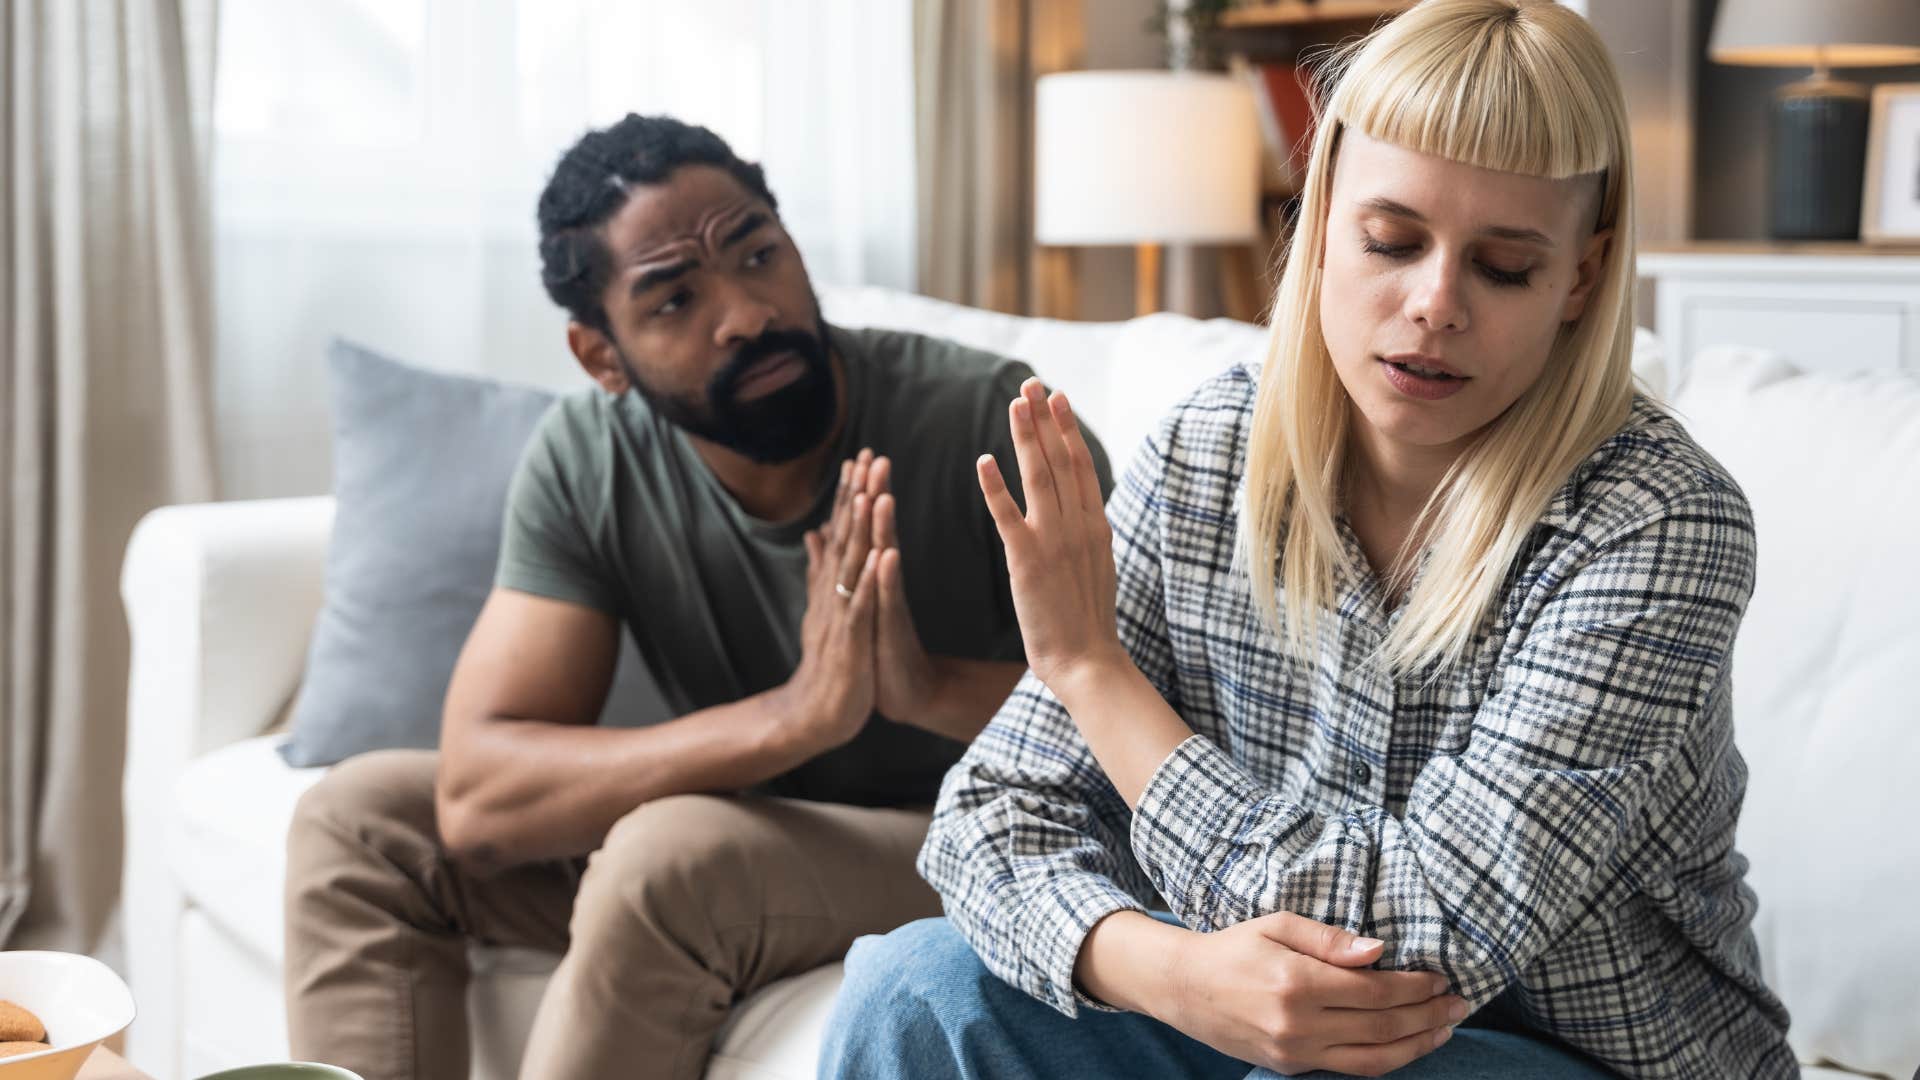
xmin=746 ymin=245 xmax=776 ymax=269
xmin=655 ymin=290 xmax=690 ymax=316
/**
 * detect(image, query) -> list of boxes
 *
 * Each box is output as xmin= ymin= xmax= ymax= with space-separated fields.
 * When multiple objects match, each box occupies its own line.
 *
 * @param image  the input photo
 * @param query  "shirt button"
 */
xmin=1351 ymin=761 xmax=1372 ymax=785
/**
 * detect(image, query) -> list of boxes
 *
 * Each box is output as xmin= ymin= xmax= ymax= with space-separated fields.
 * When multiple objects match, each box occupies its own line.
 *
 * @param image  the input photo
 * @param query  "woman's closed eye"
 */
xmin=1360 ymin=235 xmax=1534 ymax=289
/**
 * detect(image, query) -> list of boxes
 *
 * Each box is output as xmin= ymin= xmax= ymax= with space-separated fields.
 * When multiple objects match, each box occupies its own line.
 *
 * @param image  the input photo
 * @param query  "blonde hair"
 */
xmin=1243 ymin=0 xmax=1637 ymax=674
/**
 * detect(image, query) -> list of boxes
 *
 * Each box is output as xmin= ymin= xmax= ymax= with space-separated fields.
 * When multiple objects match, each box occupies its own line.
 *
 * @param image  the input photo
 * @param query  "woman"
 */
xmin=820 ymin=1 xmax=1795 ymax=1077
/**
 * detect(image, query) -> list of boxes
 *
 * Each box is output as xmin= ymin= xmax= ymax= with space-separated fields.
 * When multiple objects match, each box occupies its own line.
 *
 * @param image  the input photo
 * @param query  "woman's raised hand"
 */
xmin=977 ymin=377 xmax=1127 ymax=692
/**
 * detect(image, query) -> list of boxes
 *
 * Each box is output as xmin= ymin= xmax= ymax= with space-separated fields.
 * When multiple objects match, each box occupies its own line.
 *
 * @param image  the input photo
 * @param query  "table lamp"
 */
xmin=1710 ymin=0 xmax=1920 ymax=240
xmin=1034 ymin=71 xmax=1259 ymax=315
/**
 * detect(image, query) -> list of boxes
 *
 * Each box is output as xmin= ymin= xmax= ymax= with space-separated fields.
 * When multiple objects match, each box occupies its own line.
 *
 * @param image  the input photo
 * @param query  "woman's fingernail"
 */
xmin=1433 ymin=1027 xmax=1454 ymax=1049
xmin=1352 ymin=936 xmax=1383 ymax=952
xmin=1448 ymin=999 xmax=1468 ymax=1022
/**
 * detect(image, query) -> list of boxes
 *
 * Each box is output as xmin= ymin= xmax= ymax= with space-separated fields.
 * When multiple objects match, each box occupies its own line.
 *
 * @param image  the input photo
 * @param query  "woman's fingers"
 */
xmin=1050 ymin=391 xmax=1105 ymax=516
xmin=976 ymin=454 xmax=1028 ymax=547
xmin=1316 ymin=1025 xmax=1454 ymax=1076
xmin=1023 ymin=378 xmax=1075 ymax=484
xmin=1008 ymin=394 xmax=1059 ymax=523
xmin=1306 ymin=965 xmax=1449 ymax=1012
xmin=1313 ymin=994 xmax=1464 ymax=1048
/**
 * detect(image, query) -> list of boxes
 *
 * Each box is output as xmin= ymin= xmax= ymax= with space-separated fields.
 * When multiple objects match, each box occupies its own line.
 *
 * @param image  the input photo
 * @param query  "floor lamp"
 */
xmin=1034 ymin=71 xmax=1260 ymax=316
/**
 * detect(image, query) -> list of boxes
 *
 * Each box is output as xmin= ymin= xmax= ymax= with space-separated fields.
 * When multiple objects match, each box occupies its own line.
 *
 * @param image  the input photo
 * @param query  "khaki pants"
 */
xmin=284 ymin=750 xmax=939 ymax=1080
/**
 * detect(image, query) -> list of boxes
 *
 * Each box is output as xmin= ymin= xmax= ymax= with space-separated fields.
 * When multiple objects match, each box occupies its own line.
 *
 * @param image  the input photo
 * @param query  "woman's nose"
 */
xmin=1404 ymin=261 xmax=1468 ymax=333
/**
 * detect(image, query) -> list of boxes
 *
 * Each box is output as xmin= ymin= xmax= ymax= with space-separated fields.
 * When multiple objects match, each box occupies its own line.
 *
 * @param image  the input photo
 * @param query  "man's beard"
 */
xmin=620 ymin=321 xmax=838 ymax=465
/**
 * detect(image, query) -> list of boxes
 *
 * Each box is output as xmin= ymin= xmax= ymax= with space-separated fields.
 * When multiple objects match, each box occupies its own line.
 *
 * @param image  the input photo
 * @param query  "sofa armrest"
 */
xmin=118 ymin=495 xmax=335 ymax=1078
xmin=121 ymin=496 xmax=336 ymax=761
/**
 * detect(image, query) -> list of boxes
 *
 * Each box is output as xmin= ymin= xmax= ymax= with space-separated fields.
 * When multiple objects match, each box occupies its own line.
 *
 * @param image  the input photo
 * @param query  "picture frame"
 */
xmin=1860 ymin=82 xmax=1920 ymax=244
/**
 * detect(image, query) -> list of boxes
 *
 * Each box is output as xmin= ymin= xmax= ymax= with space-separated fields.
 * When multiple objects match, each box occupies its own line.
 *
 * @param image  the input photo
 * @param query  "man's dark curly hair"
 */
xmin=537 ymin=114 xmax=778 ymax=332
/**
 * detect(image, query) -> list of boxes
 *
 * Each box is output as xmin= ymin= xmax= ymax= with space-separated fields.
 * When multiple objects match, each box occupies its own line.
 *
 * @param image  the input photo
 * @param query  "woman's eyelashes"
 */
xmin=1360 ymin=234 xmax=1534 ymax=289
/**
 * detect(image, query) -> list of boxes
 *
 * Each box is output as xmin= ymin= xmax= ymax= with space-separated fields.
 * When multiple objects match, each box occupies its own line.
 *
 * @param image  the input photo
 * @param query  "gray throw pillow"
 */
xmin=279 ymin=339 xmax=665 ymax=768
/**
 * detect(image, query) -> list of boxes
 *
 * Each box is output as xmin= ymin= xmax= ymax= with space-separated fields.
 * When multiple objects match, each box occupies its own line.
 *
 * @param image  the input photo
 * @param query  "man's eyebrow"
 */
xmin=629 ymin=259 xmax=695 ymax=297
xmin=1359 ymin=196 xmax=1555 ymax=247
xmin=721 ymin=212 xmax=770 ymax=249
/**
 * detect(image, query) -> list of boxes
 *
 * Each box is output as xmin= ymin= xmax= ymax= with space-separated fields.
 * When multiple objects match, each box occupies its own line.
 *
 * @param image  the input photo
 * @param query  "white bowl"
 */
xmin=0 ymin=952 xmax=135 ymax=1080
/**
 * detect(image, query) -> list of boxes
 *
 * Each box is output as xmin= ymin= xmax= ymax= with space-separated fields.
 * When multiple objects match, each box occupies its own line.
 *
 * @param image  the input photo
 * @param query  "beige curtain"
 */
xmin=913 ymin=0 xmax=1082 ymax=316
xmin=1 ymin=0 xmax=219 ymax=952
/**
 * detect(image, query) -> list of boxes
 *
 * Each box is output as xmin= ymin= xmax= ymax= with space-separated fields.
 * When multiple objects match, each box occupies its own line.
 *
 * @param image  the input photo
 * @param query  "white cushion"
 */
xmin=1675 ymin=347 xmax=1920 ymax=1080
xmin=821 ymin=286 xmax=1253 ymax=469
xmin=171 ymin=735 xmax=326 ymax=965
xmin=706 ymin=964 xmax=846 ymax=1080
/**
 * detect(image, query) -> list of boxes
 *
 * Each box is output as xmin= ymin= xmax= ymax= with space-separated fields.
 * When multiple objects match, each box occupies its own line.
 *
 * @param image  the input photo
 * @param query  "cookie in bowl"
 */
xmin=0 ymin=952 xmax=135 ymax=1080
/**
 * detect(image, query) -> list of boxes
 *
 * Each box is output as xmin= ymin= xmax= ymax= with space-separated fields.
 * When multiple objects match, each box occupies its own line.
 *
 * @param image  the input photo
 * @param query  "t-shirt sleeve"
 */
xmin=495 ymin=410 xmax=622 ymax=616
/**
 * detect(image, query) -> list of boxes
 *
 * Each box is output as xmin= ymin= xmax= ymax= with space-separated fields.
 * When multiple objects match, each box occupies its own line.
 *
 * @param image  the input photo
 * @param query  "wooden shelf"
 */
xmin=1641 ymin=240 xmax=1920 ymax=257
xmin=1220 ymin=1 xmax=1414 ymax=29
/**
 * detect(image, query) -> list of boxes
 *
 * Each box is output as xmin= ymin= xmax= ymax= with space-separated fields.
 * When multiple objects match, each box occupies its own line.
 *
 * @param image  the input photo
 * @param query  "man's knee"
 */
xmin=568 ymin=793 xmax=754 ymax=942
xmin=288 ymin=749 xmax=442 ymax=869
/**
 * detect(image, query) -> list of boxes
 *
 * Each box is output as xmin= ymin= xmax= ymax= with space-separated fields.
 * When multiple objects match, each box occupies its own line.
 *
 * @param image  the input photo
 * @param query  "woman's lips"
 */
xmin=1378 ymin=357 xmax=1470 ymax=400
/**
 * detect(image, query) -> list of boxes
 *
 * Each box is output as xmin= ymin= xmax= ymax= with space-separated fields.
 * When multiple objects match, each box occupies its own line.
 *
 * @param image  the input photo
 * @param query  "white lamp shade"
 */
xmin=1710 ymin=0 xmax=1920 ymax=67
xmin=1035 ymin=71 xmax=1260 ymax=246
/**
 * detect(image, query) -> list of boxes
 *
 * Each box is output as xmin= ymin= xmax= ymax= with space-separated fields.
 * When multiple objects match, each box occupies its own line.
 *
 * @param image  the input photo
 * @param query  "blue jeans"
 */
xmin=818 ymin=916 xmax=1619 ymax=1080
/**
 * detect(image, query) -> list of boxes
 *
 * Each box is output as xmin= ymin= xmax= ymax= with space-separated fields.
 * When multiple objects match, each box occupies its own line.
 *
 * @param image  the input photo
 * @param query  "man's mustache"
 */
xmin=711 ymin=329 xmax=825 ymax=398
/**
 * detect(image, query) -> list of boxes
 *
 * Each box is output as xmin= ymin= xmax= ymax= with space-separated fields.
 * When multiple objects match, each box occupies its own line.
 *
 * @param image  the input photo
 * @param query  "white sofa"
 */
xmin=120 ymin=286 xmax=1919 ymax=1080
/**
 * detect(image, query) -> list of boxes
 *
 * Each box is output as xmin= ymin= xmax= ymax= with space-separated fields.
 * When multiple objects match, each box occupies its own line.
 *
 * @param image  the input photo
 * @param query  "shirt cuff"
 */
xmin=1018 ymin=875 xmax=1149 ymax=1017
xmin=1129 ymin=733 xmax=1298 ymax=930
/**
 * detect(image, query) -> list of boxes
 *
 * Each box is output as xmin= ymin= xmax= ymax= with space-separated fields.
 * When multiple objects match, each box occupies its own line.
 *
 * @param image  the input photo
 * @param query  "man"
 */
xmin=282 ymin=114 xmax=1111 ymax=1080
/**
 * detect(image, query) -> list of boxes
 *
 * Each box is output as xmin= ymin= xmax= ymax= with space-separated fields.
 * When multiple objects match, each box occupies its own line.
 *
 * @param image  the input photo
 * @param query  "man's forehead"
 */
xmin=604 ymin=167 xmax=765 ymax=263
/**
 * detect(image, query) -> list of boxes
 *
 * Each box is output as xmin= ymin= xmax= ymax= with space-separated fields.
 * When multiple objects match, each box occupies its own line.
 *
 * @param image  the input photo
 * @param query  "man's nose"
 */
xmin=712 ymin=279 xmax=777 ymax=347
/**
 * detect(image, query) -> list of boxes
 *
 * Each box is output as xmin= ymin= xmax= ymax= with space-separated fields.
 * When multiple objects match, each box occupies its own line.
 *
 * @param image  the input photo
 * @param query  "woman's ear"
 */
xmin=567 ymin=322 xmax=632 ymax=395
xmin=1559 ymin=229 xmax=1611 ymax=323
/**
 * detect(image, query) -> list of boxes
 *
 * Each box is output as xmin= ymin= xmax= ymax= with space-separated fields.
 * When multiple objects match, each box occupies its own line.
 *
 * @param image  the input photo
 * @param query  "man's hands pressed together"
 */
xmin=783 ymin=453 xmax=884 ymax=756
xmin=780 ymin=449 xmax=1022 ymax=756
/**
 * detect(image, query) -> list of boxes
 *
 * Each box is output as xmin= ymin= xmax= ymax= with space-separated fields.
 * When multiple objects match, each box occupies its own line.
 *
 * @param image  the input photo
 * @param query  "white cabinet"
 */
xmin=1637 ymin=249 xmax=1920 ymax=388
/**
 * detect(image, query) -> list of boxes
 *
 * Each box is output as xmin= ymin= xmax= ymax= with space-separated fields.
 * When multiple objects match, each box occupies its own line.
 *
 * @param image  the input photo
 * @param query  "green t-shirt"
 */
xmin=496 ymin=324 xmax=1113 ymax=807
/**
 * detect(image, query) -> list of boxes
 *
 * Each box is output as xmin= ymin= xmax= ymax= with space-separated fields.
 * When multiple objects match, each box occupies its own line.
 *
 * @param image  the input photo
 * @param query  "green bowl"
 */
xmin=192 ymin=1066 xmax=363 ymax=1080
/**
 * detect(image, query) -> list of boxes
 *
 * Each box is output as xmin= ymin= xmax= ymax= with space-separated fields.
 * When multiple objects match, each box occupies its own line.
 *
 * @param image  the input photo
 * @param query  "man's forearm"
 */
xmin=436 ymin=689 xmax=822 ymax=871
xmin=907 ymin=657 xmax=1026 ymax=742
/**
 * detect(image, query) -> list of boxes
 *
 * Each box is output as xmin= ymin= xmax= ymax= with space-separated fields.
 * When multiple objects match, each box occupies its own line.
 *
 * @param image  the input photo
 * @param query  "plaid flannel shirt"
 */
xmin=919 ymin=365 xmax=1796 ymax=1079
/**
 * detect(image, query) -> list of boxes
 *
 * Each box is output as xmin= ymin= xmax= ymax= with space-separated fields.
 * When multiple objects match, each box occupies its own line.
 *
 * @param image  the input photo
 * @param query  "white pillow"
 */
xmin=1674 ymin=346 xmax=1920 ymax=1078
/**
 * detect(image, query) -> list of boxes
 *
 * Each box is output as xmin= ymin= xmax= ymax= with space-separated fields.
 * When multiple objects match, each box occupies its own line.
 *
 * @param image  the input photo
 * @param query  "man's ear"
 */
xmin=567 ymin=321 xmax=631 ymax=394
xmin=1559 ymin=228 xmax=1611 ymax=324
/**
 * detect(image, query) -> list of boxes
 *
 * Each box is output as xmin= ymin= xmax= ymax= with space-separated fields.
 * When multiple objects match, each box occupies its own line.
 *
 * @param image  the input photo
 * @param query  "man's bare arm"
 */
xmin=438 ymin=459 xmax=888 ymax=873
xmin=434 ymin=589 xmax=847 ymax=872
